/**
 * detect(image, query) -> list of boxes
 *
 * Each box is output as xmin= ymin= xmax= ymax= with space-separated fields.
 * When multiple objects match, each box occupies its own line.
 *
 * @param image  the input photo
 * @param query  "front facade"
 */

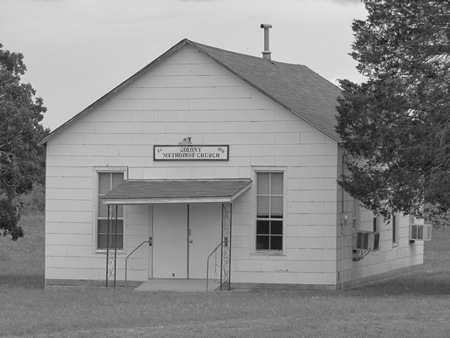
xmin=40 ymin=39 xmax=424 ymax=290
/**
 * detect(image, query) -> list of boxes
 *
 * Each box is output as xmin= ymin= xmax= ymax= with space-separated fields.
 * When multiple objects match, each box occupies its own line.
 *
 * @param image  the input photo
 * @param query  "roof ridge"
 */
xmin=189 ymin=39 xmax=308 ymax=68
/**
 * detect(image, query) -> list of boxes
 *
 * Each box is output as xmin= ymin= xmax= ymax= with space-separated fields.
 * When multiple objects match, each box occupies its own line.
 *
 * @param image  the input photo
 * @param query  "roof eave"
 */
xmin=102 ymin=197 xmax=233 ymax=205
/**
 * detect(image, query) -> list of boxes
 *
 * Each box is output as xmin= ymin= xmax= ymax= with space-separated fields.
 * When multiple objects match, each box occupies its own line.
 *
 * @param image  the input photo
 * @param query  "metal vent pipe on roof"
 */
xmin=260 ymin=24 xmax=272 ymax=60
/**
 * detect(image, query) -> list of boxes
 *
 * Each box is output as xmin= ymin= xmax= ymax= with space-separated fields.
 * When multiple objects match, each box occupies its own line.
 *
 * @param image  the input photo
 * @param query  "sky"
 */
xmin=0 ymin=0 xmax=367 ymax=131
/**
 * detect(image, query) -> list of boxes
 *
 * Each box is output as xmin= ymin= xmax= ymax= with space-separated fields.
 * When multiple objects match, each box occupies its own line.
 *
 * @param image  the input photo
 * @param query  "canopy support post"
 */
xmin=221 ymin=202 xmax=232 ymax=291
xmin=105 ymin=204 xmax=118 ymax=288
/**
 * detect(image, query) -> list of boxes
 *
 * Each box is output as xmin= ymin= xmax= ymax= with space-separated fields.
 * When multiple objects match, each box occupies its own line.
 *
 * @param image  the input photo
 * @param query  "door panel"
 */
xmin=152 ymin=204 xmax=187 ymax=279
xmin=189 ymin=204 xmax=222 ymax=279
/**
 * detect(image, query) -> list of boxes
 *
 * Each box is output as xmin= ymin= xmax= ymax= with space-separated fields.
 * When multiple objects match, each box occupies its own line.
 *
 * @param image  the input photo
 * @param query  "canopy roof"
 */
xmin=101 ymin=179 xmax=252 ymax=205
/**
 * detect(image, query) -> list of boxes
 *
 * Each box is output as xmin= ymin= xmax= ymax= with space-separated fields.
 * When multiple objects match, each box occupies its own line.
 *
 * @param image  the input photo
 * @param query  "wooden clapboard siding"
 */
xmin=44 ymin=41 xmax=422 ymax=286
xmin=45 ymin=44 xmax=340 ymax=283
xmin=338 ymin=191 xmax=424 ymax=286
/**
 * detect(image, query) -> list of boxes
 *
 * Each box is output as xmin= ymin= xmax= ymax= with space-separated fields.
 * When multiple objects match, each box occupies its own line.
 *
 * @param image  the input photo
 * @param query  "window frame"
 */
xmin=392 ymin=214 xmax=399 ymax=246
xmin=252 ymin=167 xmax=286 ymax=255
xmin=93 ymin=167 xmax=127 ymax=253
xmin=373 ymin=215 xmax=379 ymax=233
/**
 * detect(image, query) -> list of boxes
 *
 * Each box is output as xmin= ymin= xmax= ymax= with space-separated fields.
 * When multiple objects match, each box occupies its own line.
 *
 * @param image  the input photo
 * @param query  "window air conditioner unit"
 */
xmin=353 ymin=231 xmax=380 ymax=251
xmin=410 ymin=223 xmax=432 ymax=241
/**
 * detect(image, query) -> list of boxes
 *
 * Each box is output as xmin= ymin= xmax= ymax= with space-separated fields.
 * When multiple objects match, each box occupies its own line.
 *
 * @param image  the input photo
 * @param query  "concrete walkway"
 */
xmin=135 ymin=279 xmax=220 ymax=292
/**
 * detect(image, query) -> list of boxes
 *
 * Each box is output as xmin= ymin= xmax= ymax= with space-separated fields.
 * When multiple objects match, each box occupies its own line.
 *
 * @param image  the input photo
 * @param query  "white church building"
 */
xmin=39 ymin=32 xmax=427 ymax=290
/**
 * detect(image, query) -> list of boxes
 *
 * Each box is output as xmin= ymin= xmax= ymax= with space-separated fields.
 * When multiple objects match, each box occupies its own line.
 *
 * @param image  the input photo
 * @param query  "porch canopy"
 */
xmin=101 ymin=178 xmax=252 ymax=205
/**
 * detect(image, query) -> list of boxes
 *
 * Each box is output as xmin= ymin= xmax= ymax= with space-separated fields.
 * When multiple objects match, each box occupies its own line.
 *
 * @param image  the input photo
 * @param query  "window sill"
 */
xmin=96 ymin=250 xmax=126 ymax=255
xmin=251 ymin=250 xmax=285 ymax=257
xmin=392 ymin=243 xmax=399 ymax=249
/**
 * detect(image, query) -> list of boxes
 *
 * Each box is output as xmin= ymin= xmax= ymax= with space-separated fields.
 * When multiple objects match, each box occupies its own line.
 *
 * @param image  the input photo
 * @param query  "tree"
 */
xmin=0 ymin=43 xmax=49 ymax=240
xmin=336 ymin=0 xmax=450 ymax=221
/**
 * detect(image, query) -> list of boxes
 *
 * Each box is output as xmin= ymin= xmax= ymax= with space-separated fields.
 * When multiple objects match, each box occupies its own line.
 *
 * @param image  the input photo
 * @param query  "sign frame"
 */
xmin=153 ymin=145 xmax=230 ymax=161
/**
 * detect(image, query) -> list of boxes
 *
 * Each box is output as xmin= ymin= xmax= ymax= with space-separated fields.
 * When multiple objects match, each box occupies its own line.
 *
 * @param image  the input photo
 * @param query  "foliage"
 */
xmin=0 ymin=43 xmax=49 ymax=240
xmin=336 ymin=0 xmax=450 ymax=221
xmin=21 ymin=182 xmax=45 ymax=214
xmin=0 ymin=199 xmax=22 ymax=240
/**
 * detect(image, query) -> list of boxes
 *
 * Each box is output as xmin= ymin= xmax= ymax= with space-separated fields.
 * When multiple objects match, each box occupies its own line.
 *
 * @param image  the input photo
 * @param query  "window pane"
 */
xmin=257 ymin=220 xmax=270 ymax=234
xmin=115 ymin=220 xmax=124 ymax=234
xmin=108 ymin=234 xmax=123 ymax=249
xmin=270 ymin=173 xmax=283 ymax=195
xmin=270 ymin=196 xmax=283 ymax=216
xmin=98 ymin=234 xmax=107 ymax=249
xmin=257 ymin=196 xmax=269 ymax=216
xmin=257 ymin=173 xmax=269 ymax=194
xmin=256 ymin=236 xmax=269 ymax=250
xmin=271 ymin=236 xmax=283 ymax=250
xmin=109 ymin=220 xmax=123 ymax=234
xmin=98 ymin=220 xmax=123 ymax=234
xmin=98 ymin=234 xmax=124 ymax=250
xmin=271 ymin=221 xmax=283 ymax=235
xmin=99 ymin=173 xmax=110 ymax=194
xmin=98 ymin=197 xmax=108 ymax=217
xmin=112 ymin=173 xmax=123 ymax=189
xmin=98 ymin=220 xmax=109 ymax=234
xmin=116 ymin=235 xmax=123 ymax=250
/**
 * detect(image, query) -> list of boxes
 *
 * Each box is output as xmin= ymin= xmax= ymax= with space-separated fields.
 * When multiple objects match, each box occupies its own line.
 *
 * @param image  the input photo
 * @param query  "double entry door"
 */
xmin=151 ymin=203 xmax=221 ymax=279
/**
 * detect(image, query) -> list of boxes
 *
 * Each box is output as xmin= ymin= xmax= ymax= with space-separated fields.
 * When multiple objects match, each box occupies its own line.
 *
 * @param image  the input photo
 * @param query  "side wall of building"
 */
xmin=336 ymin=147 xmax=424 ymax=289
xmin=45 ymin=44 xmax=339 ymax=285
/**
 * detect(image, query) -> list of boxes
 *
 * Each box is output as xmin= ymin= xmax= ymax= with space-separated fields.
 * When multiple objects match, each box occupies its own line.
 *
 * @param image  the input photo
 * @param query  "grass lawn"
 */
xmin=1 ymin=214 xmax=450 ymax=337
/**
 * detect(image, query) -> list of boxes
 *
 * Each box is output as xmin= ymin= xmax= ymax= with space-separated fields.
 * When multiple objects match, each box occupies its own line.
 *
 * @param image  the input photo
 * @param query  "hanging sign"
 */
xmin=154 ymin=145 xmax=229 ymax=161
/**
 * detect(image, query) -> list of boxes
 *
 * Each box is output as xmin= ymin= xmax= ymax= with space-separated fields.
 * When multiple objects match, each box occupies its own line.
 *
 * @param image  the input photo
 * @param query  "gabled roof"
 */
xmin=39 ymin=38 xmax=341 ymax=145
xmin=191 ymin=41 xmax=342 ymax=141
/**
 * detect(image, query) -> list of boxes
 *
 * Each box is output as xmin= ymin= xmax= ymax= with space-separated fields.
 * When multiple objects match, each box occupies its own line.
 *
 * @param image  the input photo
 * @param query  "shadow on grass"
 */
xmin=350 ymin=271 xmax=450 ymax=296
xmin=0 ymin=274 xmax=45 ymax=289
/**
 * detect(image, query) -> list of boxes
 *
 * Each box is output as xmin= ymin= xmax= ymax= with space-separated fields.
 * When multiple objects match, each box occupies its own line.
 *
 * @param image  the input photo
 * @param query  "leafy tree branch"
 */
xmin=0 ymin=43 xmax=49 ymax=240
xmin=336 ymin=0 xmax=450 ymax=223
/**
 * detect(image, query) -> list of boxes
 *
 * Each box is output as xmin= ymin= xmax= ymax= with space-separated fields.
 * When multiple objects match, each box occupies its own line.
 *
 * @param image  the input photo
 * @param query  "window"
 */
xmin=256 ymin=172 xmax=283 ymax=251
xmin=97 ymin=172 xmax=124 ymax=250
xmin=392 ymin=214 xmax=398 ymax=245
xmin=373 ymin=216 xmax=378 ymax=233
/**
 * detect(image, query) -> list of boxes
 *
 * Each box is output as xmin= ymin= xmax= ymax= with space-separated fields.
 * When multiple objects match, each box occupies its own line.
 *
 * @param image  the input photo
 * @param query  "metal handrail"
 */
xmin=125 ymin=240 xmax=150 ymax=285
xmin=206 ymin=241 xmax=223 ymax=291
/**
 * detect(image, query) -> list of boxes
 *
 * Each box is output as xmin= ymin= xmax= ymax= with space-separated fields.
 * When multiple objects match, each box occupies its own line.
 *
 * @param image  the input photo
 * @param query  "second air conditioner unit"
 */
xmin=410 ymin=223 xmax=432 ymax=241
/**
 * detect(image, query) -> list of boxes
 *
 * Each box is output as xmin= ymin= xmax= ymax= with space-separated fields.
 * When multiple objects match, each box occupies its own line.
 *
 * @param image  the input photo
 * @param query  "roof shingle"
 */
xmin=189 ymin=40 xmax=342 ymax=141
